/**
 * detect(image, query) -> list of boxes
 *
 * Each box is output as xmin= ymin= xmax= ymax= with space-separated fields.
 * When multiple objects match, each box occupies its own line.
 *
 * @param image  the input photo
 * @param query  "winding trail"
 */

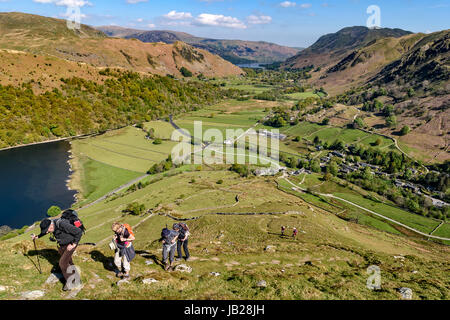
xmin=281 ymin=176 xmax=450 ymax=241
xmin=78 ymin=174 xmax=149 ymax=211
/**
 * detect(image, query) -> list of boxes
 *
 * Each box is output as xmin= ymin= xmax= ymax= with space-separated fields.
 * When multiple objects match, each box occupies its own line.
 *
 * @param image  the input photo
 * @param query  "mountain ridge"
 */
xmin=96 ymin=25 xmax=300 ymax=64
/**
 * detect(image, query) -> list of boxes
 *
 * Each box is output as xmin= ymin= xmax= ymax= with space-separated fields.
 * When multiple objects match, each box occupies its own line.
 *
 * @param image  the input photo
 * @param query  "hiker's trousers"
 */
xmin=162 ymin=243 xmax=176 ymax=264
xmin=114 ymin=250 xmax=131 ymax=272
xmin=177 ymin=239 xmax=190 ymax=259
xmin=58 ymin=244 xmax=77 ymax=282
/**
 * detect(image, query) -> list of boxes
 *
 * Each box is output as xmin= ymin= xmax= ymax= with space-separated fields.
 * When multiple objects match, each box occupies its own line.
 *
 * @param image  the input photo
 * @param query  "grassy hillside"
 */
xmin=283 ymin=26 xmax=411 ymax=71
xmin=0 ymin=13 xmax=243 ymax=79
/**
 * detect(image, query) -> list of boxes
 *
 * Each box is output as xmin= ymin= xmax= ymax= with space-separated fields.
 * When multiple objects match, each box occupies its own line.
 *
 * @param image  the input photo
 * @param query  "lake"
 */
xmin=237 ymin=63 xmax=267 ymax=69
xmin=0 ymin=141 xmax=76 ymax=229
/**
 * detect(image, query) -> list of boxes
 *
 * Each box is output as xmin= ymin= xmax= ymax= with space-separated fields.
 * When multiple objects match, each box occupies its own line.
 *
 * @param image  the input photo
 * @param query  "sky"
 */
xmin=0 ymin=0 xmax=449 ymax=47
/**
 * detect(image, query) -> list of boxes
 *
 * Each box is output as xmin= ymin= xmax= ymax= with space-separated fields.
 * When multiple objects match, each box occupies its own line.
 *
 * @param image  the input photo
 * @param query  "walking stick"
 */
xmin=33 ymin=238 xmax=42 ymax=274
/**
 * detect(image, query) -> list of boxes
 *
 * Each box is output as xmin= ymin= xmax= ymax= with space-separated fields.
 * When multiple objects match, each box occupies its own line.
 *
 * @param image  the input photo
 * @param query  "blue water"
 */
xmin=0 ymin=141 xmax=76 ymax=229
xmin=237 ymin=63 xmax=266 ymax=69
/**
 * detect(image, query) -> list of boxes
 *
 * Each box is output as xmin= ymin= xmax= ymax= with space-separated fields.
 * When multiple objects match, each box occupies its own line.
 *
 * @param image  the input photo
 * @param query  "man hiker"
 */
xmin=31 ymin=211 xmax=84 ymax=291
xmin=111 ymin=222 xmax=136 ymax=279
xmin=161 ymin=226 xmax=179 ymax=271
xmin=281 ymin=226 xmax=286 ymax=236
xmin=174 ymin=223 xmax=190 ymax=261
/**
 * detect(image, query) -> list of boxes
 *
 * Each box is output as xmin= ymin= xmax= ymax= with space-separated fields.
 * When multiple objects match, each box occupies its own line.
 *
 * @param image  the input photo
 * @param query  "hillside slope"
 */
xmin=0 ymin=13 xmax=243 ymax=78
xmin=283 ymin=26 xmax=412 ymax=71
xmin=97 ymin=26 xmax=300 ymax=64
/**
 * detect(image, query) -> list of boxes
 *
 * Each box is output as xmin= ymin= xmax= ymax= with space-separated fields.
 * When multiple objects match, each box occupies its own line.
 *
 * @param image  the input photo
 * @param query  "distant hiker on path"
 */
xmin=31 ymin=210 xmax=84 ymax=291
xmin=292 ymin=227 xmax=298 ymax=239
xmin=111 ymin=222 xmax=136 ymax=279
xmin=281 ymin=226 xmax=286 ymax=236
xmin=174 ymin=223 xmax=190 ymax=261
xmin=161 ymin=226 xmax=179 ymax=271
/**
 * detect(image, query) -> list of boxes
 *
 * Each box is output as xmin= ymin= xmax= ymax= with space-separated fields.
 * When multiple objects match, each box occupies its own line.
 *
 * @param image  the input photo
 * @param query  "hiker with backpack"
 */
xmin=161 ymin=226 xmax=179 ymax=271
xmin=31 ymin=209 xmax=85 ymax=291
xmin=111 ymin=222 xmax=136 ymax=279
xmin=174 ymin=223 xmax=190 ymax=261
xmin=292 ymin=227 xmax=298 ymax=239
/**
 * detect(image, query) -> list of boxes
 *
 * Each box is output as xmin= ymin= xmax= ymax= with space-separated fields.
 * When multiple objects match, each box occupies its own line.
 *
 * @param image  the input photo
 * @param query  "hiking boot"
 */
xmin=122 ymin=273 xmax=130 ymax=279
xmin=185 ymin=257 xmax=191 ymax=262
xmin=62 ymin=284 xmax=71 ymax=292
xmin=164 ymin=263 xmax=170 ymax=271
xmin=176 ymin=257 xmax=182 ymax=261
xmin=116 ymin=272 xmax=123 ymax=278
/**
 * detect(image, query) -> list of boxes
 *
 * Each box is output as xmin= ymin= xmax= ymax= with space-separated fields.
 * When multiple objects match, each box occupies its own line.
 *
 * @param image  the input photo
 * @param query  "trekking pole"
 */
xmin=33 ymin=238 xmax=42 ymax=274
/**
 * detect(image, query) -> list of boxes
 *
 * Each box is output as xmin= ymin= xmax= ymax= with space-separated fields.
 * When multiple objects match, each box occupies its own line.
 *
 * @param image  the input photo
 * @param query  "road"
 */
xmin=281 ymin=176 xmax=450 ymax=241
xmin=77 ymin=173 xmax=149 ymax=211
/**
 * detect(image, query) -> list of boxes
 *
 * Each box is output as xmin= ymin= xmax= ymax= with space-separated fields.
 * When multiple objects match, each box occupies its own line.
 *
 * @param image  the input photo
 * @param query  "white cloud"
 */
xmin=195 ymin=13 xmax=246 ymax=29
xmin=300 ymin=3 xmax=312 ymax=8
xmin=280 ymin=1 xmax=296 ymax=7
xmin=33 ymin=0 xmax=92 ymax=7
xmin=163 ymin=10 xmax=193 ymax=20
xmin=137 ymin=18 xmax=143 ymax=22
xmin=147 ymin=23 xmax=156 ymax=28
xmin=247 ymin=14 xmax=272 ymax=25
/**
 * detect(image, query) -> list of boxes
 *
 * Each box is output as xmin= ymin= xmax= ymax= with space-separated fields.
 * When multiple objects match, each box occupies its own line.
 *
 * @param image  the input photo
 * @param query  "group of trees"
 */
xmin=147 ymin=155 xmax=175 ymax=175
xmin=0 ymin=70 xmax=235 ymax=148
xmin=345 ymin=169 xmax=449 ymax=220
xmin=264 ymin=108 xmax=291 ymax=128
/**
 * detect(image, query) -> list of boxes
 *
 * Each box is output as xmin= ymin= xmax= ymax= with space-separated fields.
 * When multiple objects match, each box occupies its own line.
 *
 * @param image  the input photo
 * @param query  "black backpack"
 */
xmin=58 ymin=209 xmax=86 ymax=234
xmin=161 ymin=228 xmax=175 ymax=243
xmin=178 ymin=223 xmax=189 ymax=232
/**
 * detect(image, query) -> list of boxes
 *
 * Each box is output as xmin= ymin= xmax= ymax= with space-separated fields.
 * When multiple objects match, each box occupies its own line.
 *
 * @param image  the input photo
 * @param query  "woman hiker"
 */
xmin=111 ymin=222 xmax=136 ymax=279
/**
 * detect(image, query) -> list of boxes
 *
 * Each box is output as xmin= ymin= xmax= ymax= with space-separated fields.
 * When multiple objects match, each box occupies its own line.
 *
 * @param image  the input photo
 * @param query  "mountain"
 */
xmin=373 ymin=30 xmax=450 ymax=86
xmin=96 ymin=26 xmax=300 ymax=64
xmin=283 ymin=26 xmax=412 ymax=71
xmin=0 ymin=13 xmax=243 ymax=81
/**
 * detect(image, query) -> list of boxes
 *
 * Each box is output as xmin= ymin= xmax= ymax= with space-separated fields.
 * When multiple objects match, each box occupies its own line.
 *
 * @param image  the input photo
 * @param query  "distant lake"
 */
xmin=0 ymin=141 xmax=76 ymax=229
xmin=237 ymin=63 xmax=266 ymax=69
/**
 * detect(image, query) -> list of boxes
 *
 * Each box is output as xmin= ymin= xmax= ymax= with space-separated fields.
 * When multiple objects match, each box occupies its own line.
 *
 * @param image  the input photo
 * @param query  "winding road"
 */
xmin=281 ymin=176 xmax=450 ymax=241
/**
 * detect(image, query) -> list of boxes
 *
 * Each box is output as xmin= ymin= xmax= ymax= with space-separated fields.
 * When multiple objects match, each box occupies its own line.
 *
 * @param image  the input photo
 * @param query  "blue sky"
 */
xmin=0 ymin=0 xmax=449 ymax=47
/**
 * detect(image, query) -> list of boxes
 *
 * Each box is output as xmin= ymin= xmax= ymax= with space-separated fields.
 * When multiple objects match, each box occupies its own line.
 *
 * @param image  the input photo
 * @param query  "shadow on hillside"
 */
xmin=90 ymin=250 xmax=115 ymax=272
xmin=136 ymin=250 xmax=164 ymax=268
xmin=27 ymin=248 xmax=61 ymax=273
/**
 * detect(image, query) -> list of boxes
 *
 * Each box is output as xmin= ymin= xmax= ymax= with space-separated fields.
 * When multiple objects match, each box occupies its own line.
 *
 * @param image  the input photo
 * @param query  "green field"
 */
xmin=75 ymin=157 xmax=142 ymax=207
xmin=333 ymin=192 xmax=441 ymax=235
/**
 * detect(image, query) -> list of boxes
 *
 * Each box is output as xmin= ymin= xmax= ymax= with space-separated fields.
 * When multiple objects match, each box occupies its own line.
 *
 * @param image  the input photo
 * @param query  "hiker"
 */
xmin=281 ymin=226 xmax=286 ymax=236
xmin=292 ymin=227 xmax=298 ymax=239
xmin=174 ymin=223 xmax=190 ymax=261
xmin=111 ymin=222 xmax=136 ymax=279
xmin=161 ymin=226 xmax=179 ymax=271
xmin=31 ymin=209 xmax=84 ymax=291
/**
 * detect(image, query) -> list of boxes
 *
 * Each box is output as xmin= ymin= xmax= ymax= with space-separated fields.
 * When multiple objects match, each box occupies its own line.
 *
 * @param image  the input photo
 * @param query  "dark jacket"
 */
xmin=54 ymin=219 xmax=83 ymax=246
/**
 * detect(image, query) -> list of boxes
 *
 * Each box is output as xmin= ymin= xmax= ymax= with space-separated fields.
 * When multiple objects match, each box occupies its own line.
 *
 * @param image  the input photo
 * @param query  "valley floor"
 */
xmin=0 ymin=98 xmax=448 ymax=300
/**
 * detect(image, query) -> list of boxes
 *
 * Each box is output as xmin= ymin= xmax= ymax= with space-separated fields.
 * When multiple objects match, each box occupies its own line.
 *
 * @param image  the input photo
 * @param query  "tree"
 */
xmin=386 ymin=115 xmax=397 ymax=128
xmin=47 ymin=206 xmax=61 ymax=217
xmin=353 ymin=117 xmax=366 ymax=129
xmin=180 ymin=67 xmax=193 ymax=77
xmin=322 ymin=118 xmax=330 ymax=126
xmin=124 ymin=202 xmax=146 ymax=215
xmin=327 ymin=161 xmax=339 ymax=176
xmin=400 ymin=126 xmax=411 ymax=136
